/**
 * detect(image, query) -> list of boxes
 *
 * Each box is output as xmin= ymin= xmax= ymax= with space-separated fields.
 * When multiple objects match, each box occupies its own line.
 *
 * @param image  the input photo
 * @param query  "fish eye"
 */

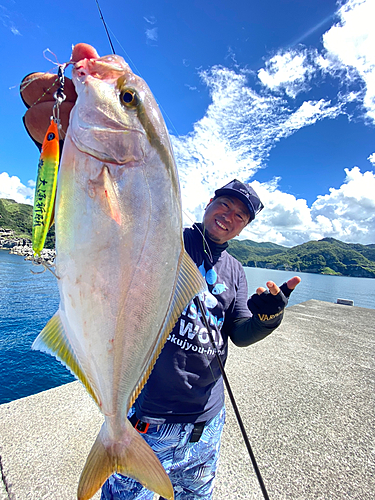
xmin=120 ymin=89 xmax=139 ymax=107
xmin=47 ymin=132 xmax=55 ymax=141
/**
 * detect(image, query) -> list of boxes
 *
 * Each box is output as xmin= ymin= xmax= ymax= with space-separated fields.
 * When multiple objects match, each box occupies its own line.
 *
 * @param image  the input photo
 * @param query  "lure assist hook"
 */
xmin=52 ymin=64 xmax=66 ymax=124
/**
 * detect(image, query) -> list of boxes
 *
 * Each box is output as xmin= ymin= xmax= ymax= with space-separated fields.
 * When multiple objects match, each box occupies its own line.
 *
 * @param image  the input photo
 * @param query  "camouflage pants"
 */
xmin=100 ymin=406 xmax=226 ymax=500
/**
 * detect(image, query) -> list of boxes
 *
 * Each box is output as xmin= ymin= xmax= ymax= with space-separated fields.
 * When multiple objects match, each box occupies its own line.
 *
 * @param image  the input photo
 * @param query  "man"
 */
xmin=21 ymin=69 xmax=300 ymax=500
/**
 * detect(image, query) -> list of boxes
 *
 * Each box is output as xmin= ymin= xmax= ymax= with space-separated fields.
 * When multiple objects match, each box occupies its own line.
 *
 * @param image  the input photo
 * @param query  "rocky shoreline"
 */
xmin=0 ymin=228 xmax=55 ymax=265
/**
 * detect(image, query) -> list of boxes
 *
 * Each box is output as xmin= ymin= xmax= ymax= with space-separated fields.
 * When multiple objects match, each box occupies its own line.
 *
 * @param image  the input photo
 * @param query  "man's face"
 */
xmin=203 ymin=195 xmax=250 ymax=244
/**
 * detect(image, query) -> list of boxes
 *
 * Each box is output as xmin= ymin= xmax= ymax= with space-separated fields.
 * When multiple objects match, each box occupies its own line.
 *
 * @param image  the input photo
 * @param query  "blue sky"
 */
xmin=0 ymin=0 xmax=374 ymax=246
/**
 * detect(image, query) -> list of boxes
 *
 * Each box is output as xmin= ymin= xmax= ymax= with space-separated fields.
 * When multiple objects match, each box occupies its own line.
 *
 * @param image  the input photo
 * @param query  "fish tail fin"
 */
xmin=77 ymin=420 xmax=174 ymax=500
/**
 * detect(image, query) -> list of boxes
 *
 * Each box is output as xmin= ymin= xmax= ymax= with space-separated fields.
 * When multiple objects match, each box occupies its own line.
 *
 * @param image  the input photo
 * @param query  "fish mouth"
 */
xmin=71 ymin=43 xmax=100 ymax=63
xmin=73 ymin=54 xmax=128 ymax=83
xmin=71 ymin=43 xmax=127 ymax=82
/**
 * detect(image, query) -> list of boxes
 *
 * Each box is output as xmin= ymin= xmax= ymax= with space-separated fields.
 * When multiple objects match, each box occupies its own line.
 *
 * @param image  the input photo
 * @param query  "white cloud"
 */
xmin=144 ymin=16 xmax=157 ymax=25
xmin=320 ymin=0 xmax=375 ymax=121
xmin=173 ymin=70 xmax=375 ymax=245
xmin=225 ymin=46 xmax=238 ymax=65
xmin=0 ymin=172 xmax=34 ymax=205
xmin=278 ymin=99 xmax=342 ymax=136
xmin=144 ymin=15 xmax=158 ymax=42
xmin=258 ymin=49 xmax=317 ymax=98
xmin=0 ymin=4 xmax=21 ymax=36
xmin=312 ymin=166 xmax=375 ymax=222
xmin=256 ymin=0 xmax=375 ymax=122
xmin=145 ymin=27 xmax=158 ymax=42
xmin=171 ymin=0 xmax=375 ymax=246
xmin=10 ymin=25 xmax=20 ymax=35
xmin=174 ymin=65 xmax=341 ymax=232
xmin=241 ymin=167 xmax=375 ymax=246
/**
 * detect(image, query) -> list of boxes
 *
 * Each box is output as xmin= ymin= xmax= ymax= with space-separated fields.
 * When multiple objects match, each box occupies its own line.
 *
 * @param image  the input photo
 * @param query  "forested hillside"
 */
xmin=0 ymin=198 xmax=55 ymax=248
xmin=227 ymin=237 xmax=375 ymax=278
xmin=1 ymin=198 xmax=374 ymax=277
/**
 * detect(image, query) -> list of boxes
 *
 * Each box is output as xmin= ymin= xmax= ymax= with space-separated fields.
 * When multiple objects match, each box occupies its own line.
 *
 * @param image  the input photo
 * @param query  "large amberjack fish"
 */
xmin=32 ymin=43 xmax=206 ymax=500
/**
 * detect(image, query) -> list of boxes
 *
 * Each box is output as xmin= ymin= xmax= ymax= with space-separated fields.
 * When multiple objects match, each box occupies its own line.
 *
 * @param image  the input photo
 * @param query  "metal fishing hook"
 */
xmin=30 ymin=257 xmax=60 ymax=280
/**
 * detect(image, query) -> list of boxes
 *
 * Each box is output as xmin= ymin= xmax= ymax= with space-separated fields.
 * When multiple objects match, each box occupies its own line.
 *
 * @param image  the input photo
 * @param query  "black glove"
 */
xmin=247 ymin=282 xmax=293 ymax=328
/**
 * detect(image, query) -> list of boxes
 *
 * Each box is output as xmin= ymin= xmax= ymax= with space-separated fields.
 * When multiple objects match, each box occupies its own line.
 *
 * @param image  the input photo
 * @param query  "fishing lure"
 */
xmin=32 ymin=118 xmax=60 ymax=256
xmin=32 ymin=65 xmax=65 ymax=256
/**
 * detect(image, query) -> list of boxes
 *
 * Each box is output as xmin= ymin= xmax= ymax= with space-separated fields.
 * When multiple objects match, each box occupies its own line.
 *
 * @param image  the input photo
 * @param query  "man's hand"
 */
xmin=248 ymin=276 xmax=301 ymax=327
xmin=20 ymin=44 xmax=99 ymax=148
xmin=21 ymin=72 xmax=77 ymax=147
xmin=256 ymin=276 xmax=301 ymax=297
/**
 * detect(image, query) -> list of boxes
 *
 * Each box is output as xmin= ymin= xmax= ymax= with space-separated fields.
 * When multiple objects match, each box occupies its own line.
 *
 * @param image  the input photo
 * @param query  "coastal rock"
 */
xmin=0 ymin=228 xmax=15 ymax=237
xmin=1 ymin=238 xmax=56 ymax=266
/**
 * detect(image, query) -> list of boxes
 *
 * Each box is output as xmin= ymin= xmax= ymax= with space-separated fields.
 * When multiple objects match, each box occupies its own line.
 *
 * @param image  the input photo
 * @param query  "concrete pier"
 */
xmin=1 ymin=300 xmax=374 ymax=499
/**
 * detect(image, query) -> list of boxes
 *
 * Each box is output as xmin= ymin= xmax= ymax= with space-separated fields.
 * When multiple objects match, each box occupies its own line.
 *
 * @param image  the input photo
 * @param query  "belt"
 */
xmin=129 ymin=413 xmax=206 ymax=442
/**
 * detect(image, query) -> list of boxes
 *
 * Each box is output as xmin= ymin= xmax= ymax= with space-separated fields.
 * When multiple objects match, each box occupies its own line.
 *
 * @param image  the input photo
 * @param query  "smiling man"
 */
xmin=203 ymin=179 xmax=261 ymax=243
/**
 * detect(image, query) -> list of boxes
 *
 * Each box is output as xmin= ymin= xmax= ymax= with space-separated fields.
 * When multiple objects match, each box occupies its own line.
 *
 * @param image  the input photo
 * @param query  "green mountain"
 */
xmin=227 ymin=237 xmax=375 ymax=278
xmin=0 ymin=198 xmax=55 ymax=248
xmin=1 ymin=198 xmax=374 ymax=278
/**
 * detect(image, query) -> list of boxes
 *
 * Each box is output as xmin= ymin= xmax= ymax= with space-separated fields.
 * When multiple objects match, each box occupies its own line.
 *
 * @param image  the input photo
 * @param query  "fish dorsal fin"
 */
xmin=32 ymin=312 xmax=100 ymax=408
xmin=128 ymin=250 xmax=206 ymax=408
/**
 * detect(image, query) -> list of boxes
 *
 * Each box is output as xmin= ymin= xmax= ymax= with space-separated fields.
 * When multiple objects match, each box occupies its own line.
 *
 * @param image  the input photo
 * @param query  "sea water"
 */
xmin=0 ymin=251 xmax=74 ymax=404
xmin=243 ymin=267 xmax=375 ymax=309
xmin=0 ymin=250 xmax=374 ymax=404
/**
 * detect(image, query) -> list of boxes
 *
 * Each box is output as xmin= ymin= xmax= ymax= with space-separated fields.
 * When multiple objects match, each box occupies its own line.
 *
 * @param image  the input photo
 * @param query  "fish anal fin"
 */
xmin=32 ymin=312 xmax=100 ymax=408
xmin=78 ymin=421 xmax=174 ymax=500
xmin=129 ymin=250 xmax=206 ymax=408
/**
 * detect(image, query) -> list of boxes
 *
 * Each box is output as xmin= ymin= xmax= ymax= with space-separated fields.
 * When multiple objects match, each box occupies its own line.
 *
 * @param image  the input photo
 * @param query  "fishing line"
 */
xmin=194 ymin=296 xmax=271 ymax=500
xmin=182 ymin=208 xmax=214 ymax=263
xmin=95 ymin=0 xmax=116 ymax=55
xmin=94 ymin=1 xmax=181 ymax=138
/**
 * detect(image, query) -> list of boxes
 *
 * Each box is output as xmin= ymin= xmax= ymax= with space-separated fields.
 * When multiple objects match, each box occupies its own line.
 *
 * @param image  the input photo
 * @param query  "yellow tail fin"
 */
xmin=77 ymin=420 xmax=174 ymax=500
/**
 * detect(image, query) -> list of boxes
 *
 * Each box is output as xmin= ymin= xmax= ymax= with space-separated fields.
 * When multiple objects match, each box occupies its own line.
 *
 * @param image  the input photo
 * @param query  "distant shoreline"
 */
xmin=0 ymin=241 xmax=55 ymax=264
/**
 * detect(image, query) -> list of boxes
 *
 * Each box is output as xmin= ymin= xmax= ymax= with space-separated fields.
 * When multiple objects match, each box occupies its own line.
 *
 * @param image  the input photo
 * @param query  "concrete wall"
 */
xmin=1 ymin=300 xmax=374 ymax=499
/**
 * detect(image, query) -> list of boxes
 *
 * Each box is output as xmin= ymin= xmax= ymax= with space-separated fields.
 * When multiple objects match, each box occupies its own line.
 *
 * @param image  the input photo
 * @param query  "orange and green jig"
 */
xmin=32 ymin=65 xmax=66 ymax=256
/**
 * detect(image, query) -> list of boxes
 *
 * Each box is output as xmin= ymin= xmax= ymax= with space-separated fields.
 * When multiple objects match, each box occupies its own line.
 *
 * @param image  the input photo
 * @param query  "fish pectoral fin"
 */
xmin=129 ymin=250 xmax=206 ymax=409
xmin=32 ymin=312 xmax=100 ymax=407
xmin=78 ymin=421 xmax=174 ymax=500
xmin=102 ymin=165 xmax=121 ymax=225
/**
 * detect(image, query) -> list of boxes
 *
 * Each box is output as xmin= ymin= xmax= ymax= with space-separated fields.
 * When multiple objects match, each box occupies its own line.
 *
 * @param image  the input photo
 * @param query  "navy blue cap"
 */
xmin=214 ymin=179 xmax=264 ymax=222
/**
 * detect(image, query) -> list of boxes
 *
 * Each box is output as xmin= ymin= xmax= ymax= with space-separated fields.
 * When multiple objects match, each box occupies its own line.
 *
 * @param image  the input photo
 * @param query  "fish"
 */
xmin=32 ymin=118 xmax=59 ymax=256
xmin=212 ymin=282 xmax=228 ymax=295
xmin=32 ymin=43 xmax=206 ymax=500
